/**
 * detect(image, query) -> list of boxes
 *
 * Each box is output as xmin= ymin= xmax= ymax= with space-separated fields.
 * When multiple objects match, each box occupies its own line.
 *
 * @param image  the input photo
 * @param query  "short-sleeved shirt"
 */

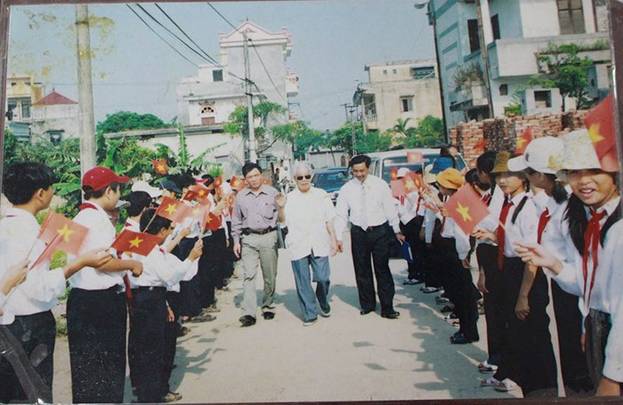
xmin=231 ymin=185 xmax=279 ymax=244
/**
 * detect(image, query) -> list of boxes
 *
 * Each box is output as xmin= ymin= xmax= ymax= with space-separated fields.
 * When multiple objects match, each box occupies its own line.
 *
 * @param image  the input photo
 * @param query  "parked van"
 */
xmin=367 ymin=148 xmax=467 ymax=182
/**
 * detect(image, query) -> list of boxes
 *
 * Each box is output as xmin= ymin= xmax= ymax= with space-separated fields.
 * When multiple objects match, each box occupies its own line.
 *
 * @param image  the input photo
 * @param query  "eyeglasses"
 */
xmin=295 ymin=175 xmax=312 ymax=181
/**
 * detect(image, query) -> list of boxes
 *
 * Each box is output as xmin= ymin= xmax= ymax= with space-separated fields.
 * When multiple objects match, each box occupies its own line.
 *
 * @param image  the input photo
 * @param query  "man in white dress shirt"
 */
xmin=278 ymin=162 xmax=339 ymax=326
xmin=335 ymin=155 xmax=404 ymax=319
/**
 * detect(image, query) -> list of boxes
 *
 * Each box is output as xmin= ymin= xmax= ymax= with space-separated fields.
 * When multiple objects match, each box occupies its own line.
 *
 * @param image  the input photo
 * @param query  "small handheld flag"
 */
xmin=31 ymin=218 xmax=89 ymax=270
xmin=584 ymin=93 xmax=616 ymax=160
xmin=444 ymin=185 xmax=490 ymax=235
xmin=515 ymin=127 xmax=533 ymax=155
xmin=111 ymin=229 xmax=161 ymax=256
xmin=152 ymin=159 xmax=169 ymax=176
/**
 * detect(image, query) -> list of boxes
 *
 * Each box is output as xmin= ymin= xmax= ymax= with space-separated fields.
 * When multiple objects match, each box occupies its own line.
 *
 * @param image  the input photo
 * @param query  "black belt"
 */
xmin=355 ymin=223 xmax=387 ymax=232
xmin=242 ymin=227 xmax=276 ymax=235
xmin=132 ymin=286 xmax=166 ymax=292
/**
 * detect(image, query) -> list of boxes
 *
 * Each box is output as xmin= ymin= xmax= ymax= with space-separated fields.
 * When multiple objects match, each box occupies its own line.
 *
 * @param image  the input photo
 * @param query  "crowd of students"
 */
xmin=395 ymin=128 xmax=621 ymax=397
xmin=0 ymin=124 xmax=621 ymax=402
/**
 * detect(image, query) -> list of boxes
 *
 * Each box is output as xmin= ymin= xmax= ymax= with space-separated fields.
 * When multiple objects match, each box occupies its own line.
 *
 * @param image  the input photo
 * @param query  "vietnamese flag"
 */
xmin=390 ymin=180 xmax=405 ymax=199
xmin=230 ymin=176 xmax=244 ymax=191
xmin=183 ymin=184 xmax=211 ymax=204
xmin=111 ymin=229 xmax=161 ymax=256
xmin=152 ymin=159 xmax=169 ymax=175
xmin=30 ymin=219 xmax=89 ymax=269
xmin=39 ymin=212 xmax=77 ymax=245
xmin=155 ymin=196 xmax=191 ymax=223
xmin=515 ymin=127 xmax=533 ymax=155
xmin=444 ymin=185 xmax=490 ymax=235
xmin=585 ymin=93 xmax=616 ymax=159
xmin=390 ymin=167 xmax=398 ymax=181
xmin=403 ymin=172 xmax=423 ymax=193
xmin=203 ymin=211 xmax=222 ymax=232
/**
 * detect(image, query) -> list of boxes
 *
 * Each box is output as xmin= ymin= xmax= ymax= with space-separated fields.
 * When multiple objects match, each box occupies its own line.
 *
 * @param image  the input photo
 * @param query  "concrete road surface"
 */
xmin=53 ymin=235 xmax=520 ymax=402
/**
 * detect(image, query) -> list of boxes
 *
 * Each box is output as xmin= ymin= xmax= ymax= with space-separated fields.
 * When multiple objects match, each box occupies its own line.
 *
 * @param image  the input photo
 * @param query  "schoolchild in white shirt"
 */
xmin=395 ymin=167 xmax=425 ymax=285
xmin=509 ymin=135 xmax=593 ymax=395
xmin=67 ymin=166 xmax=143 ymax=404
xmin=419 ymin=165 xmax=445 ymax=294
xmin=475 ymin=152 xmax=557 ymax=396
xmin=0 ymin=162 xmax=113 ymax=403
xmin=516 ymin=129 xmax=622 ymax=397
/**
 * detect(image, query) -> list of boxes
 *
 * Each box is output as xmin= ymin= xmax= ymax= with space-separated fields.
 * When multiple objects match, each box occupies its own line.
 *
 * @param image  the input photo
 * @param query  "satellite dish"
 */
xmin=414 ymin=1 xmax=428 ymax=9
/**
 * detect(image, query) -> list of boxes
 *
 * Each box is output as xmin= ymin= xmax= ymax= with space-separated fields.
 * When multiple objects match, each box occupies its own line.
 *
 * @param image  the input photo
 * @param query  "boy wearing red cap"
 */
xmin=67 ymin=166 xmax=143 ymax=404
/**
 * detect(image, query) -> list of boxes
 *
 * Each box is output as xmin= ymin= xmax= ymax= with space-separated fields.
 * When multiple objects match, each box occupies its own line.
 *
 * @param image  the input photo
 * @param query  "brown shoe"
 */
xmin=163 ymin=391 xmax=183 ymax=402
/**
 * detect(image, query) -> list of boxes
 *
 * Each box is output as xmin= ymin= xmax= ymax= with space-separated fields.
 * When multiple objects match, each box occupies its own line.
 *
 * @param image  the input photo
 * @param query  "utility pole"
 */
xmin=341 ymin=103 xmax=356 ymax=156
xmin=75 ymin=5 xmax=96 ymax=177
xmin=0 ymin=0 xmax=9 ymax=202
xmin=243 ymin=31 xmax=257 ymax=163
xmin=475 ymin=0 xmax=495 ymax=119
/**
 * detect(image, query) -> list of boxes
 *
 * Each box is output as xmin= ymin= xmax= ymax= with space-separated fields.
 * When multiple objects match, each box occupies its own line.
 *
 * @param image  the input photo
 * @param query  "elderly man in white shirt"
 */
xmin=335 ymin=155 xmax=405 ymax=319
xmin=277 ymin=162 xmax=338 ymax=326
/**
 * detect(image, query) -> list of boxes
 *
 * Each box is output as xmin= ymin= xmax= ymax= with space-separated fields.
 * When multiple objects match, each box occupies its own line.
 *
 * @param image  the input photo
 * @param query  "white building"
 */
xmin=429 ymin=0 xmax=611 ymax=130
xmin=355 ymin=60 xmax=443 ymax=132
xmin=176 ymin=20 xmax=299 ymax=165
xmin=31 ymin=90 xmax=80 ymax=143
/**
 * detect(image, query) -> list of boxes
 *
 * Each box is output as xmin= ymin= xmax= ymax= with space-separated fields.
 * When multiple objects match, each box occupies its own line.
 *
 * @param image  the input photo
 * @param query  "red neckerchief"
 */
xmin=537 ymin=208 xmax=550 ymax=244
xmin=496 ymin=198 xmax=513 ymax=270
xmin=482 ymin=193 xmax=492 ymax=206
xmin=416 ymin=196 xmax=422 ymax=213
xmin=81 ymin=202 xmax=133 ymax=302
xmin=582 ymin=209 xmax=607 ymax=309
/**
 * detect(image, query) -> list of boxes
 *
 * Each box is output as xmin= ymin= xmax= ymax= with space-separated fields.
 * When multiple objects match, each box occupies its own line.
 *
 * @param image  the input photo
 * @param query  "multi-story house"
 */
xmin=5 ymin=74 xmax=44 ymax=141
xmin=429 ymin=0 xmax=611 ymax=130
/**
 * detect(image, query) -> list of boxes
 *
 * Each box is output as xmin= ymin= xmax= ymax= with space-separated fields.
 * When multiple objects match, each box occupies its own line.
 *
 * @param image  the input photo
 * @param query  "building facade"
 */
xmin=5 ymin=74 xmax=44 ymax=141
xmin=355 ymin=60 xmax=443 ymax=132
xmin=31 ymin=90 xmax=80 ymax=143
xmin=429 ymin=0 xmax=611 ymax=130
xmin=176 ymin=21 xmax=298 ymax=165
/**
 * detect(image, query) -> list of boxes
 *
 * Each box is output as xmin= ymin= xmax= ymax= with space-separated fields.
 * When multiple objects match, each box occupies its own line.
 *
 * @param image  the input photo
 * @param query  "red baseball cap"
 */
xmin=82 ymin=166 xmax=129 ymax=191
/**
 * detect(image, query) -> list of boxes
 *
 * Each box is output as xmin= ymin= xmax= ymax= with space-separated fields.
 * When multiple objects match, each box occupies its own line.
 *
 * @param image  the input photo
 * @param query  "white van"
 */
xmin=367 ymin=148 xmax=467 ymax=182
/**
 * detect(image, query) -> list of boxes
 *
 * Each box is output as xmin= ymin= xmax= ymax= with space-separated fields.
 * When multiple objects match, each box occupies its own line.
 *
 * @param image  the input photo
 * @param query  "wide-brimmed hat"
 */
xmin=423 ymin=164 xmax=436 ymax=184
xmin=507 ymin=136 xmax=564 ymax=175
xmin=490 ymin=151 xmax=513 ymax=174
xmin=436 ymin=168 xmax=465 ymax=190
xmin=397 ymin=168 xmax=410 ymax=178
xmin=558 ymin=128 xmax=608 ymax=171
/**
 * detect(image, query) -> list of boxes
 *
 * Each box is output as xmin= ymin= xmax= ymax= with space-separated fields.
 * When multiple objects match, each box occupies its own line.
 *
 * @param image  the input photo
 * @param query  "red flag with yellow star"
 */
xmin=407 ymin=151 xmax=423 ymax=163
xmin=403 ymin=172 xmax=423 ymax=192
xmin=230 ymin=176 xmax=244 ymax=191
xmin=152 ymin=159 xmax=169 ymax=176
xmin=111 ymin=229 xmax=161 ymax=256
xmin=444 ymin=185 xmax=490 ymax=235
xmin=515 ymin=127 xmax=533 ymax=155
xmin=203 ymin=211 xmax=222 ymax=232
xmin=31 ymin=216 xmax=89 ymax=269
xmin=183 ymin=184 xmax=211 ymax=204
xmin=584 ymin=93 xmax=616 ymax=159
xmin=155 ymin=196 xmax=191 ymax=223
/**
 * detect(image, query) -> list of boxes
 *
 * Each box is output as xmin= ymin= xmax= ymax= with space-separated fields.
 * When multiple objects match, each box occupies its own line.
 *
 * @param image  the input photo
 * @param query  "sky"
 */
xmin=7 ymin=0 xmax=435 ymax=130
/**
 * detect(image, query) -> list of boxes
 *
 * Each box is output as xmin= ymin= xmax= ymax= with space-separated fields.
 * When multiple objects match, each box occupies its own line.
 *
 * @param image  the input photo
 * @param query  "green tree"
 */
xmin=223 ymin=101 xmax=287 ymax=156
xmin=96 ymin=111 xmax=170 ymax=134
xmin=2 ymin=128 xmax=19 ymax=166
xmin=392 ymin=118 xmax=413 ymax=137
xmin=530 ymin=43 xmax=594 ymax=110
xmin=405 ymin=115 xmax=444 ymax=148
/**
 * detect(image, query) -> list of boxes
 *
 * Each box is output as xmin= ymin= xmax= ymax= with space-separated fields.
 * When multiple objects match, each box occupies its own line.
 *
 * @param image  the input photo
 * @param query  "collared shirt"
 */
xmin=133 ymin=246 xmax=198 ymax=289
xmin=70 ymin=201 xmax=124 ymax=290
xmin=231 ymin=185 xmax=279 ymax=244
xmin=500 ymin=191 xmax=538 ymax=258
xmin=396 ymin=190 xmax=420 ymax=225
xmin=0 ymin=207 xmax=66 ymax=324
xmin=284 ymin=187 xmax=336 ymax=261
xmin=125 ymin=218 xmax=141 ymax=232
xmin=549 ymin=197 xmax=622 ymax=382
xmin=540 ymin=196 xmax=569 ymax=262
xmin=335 ymin=175 xmax=400 ymax=240
xmin=476 ymin=185 xmax=504 ymax=247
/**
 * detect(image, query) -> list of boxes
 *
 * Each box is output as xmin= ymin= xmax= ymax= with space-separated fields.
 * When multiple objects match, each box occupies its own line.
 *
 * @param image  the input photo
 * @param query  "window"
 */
xmin=212 ymin=69 xmax=223 ymax=82
xmin=558 ymin=0 xmax=585 ymax=34
xmin=21 ymin=100 xmax=31 ymax=118
xmin=392 ymin=69 xmax=397 ymax=74
xmin=47 ymin=130 xmax=63 ymax=145
xmin=534 ymin=90 xmax=552 ymax=109
xmin=499 ymin=84 xmax=508 ymax=96
xmin=411 ymin=66 xmax=435 ymax=79
xmin=383 ymin=69 xmax=387 ymax=75
xmin=400 ymin=96 xmax=413 ymax=112
xmin=468 ymin=19 xmax=480 ymax=53
xmin=491 ymin=14 xmax=501 ymax=40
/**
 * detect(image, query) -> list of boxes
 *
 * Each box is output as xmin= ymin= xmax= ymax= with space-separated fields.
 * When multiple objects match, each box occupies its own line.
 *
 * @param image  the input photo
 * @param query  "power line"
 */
xmin=134 ymin=3 xmax=217 ymax=66
xmin=154 ymin=3 xmax=220 ymax=66
xmin=126 ymin=4 xmax=199 ymax=68
xmin=206 ymin=2 xmax=238 ymax=31
xmin=248 ymin=38 xmax=287 ymax=104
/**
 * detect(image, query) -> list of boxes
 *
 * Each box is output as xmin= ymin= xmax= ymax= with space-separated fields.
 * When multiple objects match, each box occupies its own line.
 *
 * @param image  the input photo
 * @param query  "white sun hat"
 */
xmin=397 ymin=167 xmax=410 ymax=178
xmin=507 ymin=136 xmax=564 ymax=175
xmin=559 ymin=128 xmax=601 ymax=171
xmin=131 ymin=180 xmax=163 ymax=198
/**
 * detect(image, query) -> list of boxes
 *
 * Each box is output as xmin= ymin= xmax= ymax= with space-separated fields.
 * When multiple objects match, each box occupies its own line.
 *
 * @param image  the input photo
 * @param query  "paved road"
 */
xmin=53 ymin=235 xmax=520 ymax=402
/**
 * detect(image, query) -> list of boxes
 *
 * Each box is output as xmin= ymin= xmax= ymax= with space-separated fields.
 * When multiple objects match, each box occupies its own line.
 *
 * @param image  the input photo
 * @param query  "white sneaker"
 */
xmin=480 ymin=376 xmax=501 ymax=387
xmin=303 ymin=318 xmax=318 ymax=326
xmin=494 ymin=378 xmax=518 ymax=392
xmin=477 ymin=360 xmax=498 ymax=373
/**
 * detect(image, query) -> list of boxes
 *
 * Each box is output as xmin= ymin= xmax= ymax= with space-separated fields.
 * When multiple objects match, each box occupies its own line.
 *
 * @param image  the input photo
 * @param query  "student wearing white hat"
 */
xmin=516 ymin=129 xmax=622 ymax=396
xmin=419 ymin=164 xmax=445 ymax=293
xmin=509 ymin=136 xmax=593 ymax=394
xmin=395 ymin=167 xmax=424 ymax=285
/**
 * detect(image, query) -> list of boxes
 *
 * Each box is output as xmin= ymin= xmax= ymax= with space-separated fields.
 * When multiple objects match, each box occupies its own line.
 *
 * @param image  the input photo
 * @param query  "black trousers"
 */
xmin=350 ymin=223 xmax=396 ymax=314
xmin=584 ymin=309 xmax=623 ymax=392
xmin=199 ymin=229 xmax=227 ymax=308
xmin=67 ymin=287 xmax=127 ymax=403
xmin=0 ymin=310 xmax=56 ymax=402
xmin=551 ymin=281 xmax=594 ymax=394
xmin=439 ymin=237 xmax=479 ymax=341
xmin=494 ymin=257 xmax=557 ymax=397
xmin=162 ymin=291 xmax=181 ymax=396
xmin=128 ymin=287 xmax=167 ymax=403
xmin=173 ymin=237 xmax=202 ymax=317
xmin=422 ymin=219 xmax=444 ymax=289
xmin=400 ymin=216 xmax=424 ymax=281
xmin=476 ymin=243 xmax=505 ymax=366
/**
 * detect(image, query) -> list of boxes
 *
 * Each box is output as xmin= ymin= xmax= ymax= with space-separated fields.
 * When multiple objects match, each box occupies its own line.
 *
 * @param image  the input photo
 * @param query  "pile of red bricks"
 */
xmin=450 ymin=111 xmax=588 ymax=166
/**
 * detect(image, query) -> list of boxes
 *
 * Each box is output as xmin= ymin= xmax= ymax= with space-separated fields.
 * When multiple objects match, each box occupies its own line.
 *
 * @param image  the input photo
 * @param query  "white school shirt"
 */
xmin=396 ymin=190 xmax=419 ymax=225
xmin=0 ymin=208 xmax=66 ymax=324
xmin=423 ymin=207 xmax=439 ymax=245
xmin=440 ymin=216 xmax=471 ymax=260
xmin=133 ymin=246 xmax=198 ymax=289
xmin=284 ymin=187 xmax=336 ymax=261
xmin=549 ymin=197 xmax=622 ymax=382
xmin=539 ymin=197 xmax=569 ymax=260
xmin=70 ymin=201 xmax=124 ymax=290
xmin=476 ymin=185 xmax=504 ymax=247
xmin=500 ymin=192 xmax=538 ymax=258
xmin=335 ymin=175 xmax=400 ymax=241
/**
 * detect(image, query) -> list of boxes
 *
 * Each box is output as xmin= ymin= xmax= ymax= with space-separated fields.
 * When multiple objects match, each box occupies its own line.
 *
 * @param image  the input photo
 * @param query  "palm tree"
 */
xmin=392 ymin=118 xmax=412 ymax=137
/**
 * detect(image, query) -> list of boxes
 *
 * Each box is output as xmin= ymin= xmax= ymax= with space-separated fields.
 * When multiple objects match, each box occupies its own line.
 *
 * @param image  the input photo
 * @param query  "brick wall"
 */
xmin=450 ymin=111 xmax=588 ymax=166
